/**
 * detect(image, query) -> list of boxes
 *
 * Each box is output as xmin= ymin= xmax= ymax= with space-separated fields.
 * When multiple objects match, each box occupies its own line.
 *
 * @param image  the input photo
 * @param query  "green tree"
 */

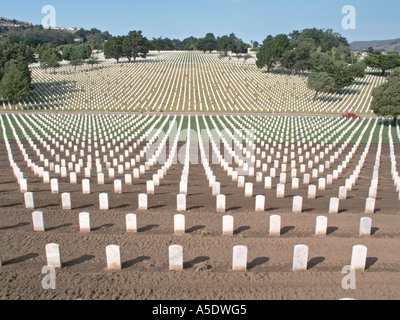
xmin=348 ymin=63 xmax=366 ymax=78
xmin=364 ymin=52 xmax=400 ymax=76
xmin=104 ymin=36 xmax=123 ymax=63
xmin=0 ymin=59 xmax=31 ymax=108
xmin=39 ymin=47 xmax=62 ymax=72
xmin=256 ymin=34 xmax=289 ymax=72
xmin=371 ymin=68 xmax=400 ymax=121
xmin=86 ymin=54 xmax=99 ymax=68
xmin=307 ymin=71 xmax=336 ymax=100
xmin=217 ymin=34 xmax=237 ymax=55
xmin=123 ymin=31 xmax=149 ymax=62
xmin=197 ymin=33 xmax=217 ymax=53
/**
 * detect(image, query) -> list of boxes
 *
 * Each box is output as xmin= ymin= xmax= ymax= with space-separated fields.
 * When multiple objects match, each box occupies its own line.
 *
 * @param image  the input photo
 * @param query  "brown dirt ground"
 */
xmin=0 ymin=138 xmax=399 ymax=301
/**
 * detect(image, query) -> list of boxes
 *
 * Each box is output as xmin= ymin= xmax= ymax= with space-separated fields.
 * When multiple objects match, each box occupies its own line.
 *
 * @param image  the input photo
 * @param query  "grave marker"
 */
xmin=269 ymin=215 xmax=281 ymax=236
xmin=223 ymin=215 xmax=234 ymax=236
xmin=46 ymin=243 xmax=62 ymax=268
xmin=126 ymin=213 xmax=137 ymax=233
xmin=79 ymin=212 xmax=91 ymax=232
xmin=61 ymin=193 xmax=71 ymax=210
xmin=292 ymin=244 xmax=309 ymax=271
xmin=315 ymin=216 xmax=328 ymax=235
xmin=359 ymin=217 xmax=372 ymax=236
xmin=32 ymin=211 xmax=45 ymax=232
xmin=350 ymin=245 xmax=367 ymax=271
xmin=169 ymin=245 xmax=183 ymax=271
xmin=174 ymin=214 xmax=185 ymax=235
xmin=99 ymin=193 xmax=109 ymax=210
xmin=138 ymin=193 xmax=148 ymax=210
xmin=106 ymin=245 xmax=122 ymax=270
xmin=232 ymin=245 xmax=248 ymax=271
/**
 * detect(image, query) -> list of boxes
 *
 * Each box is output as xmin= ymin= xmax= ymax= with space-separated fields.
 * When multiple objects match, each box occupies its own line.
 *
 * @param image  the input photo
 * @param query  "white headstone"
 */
xmin=32 ymin=211 xmax=45 ymax=232
xmin=245 ymin=183 xmax=253 ymax=198
xmin=20 ymin=179 xmax=27 ymax=193
xmin=125 ymin=174 xmax=132 ymax=185
xmin=61 ymin=193 xmax=71 ymax=210
xmin=24 ymin=192 xmax=34 ymax=209
xmin=46 ymin=243 xmax=62 ymax=268
xmin=318 ymin=178 xmax=326 ymax=191
xmin=223 ymin=215 xmax=234 ymax=236
xmin=174 ymin=214 xmax=185 ymax=235
xmin=359 ymin=217 xmax=372 ymax=236
xmin=178 ymin=180 xmax=187 ymax=195
xmin=269 ymin=215 xmax=281 ymax=236
xmin=315 ymin=216 xmax=328 ymax=235
xmin=169 ymin=245 xmax=183 ymax=271
xmin=212 ymin=182 xmax=221 ymax=196
xmin=232 ymin=245 xmax=248 ymax=271
xmin=216 ymin=194 xmax=226 ymax=213
xmin=70 ymin=172 xmax=77 ymax=184
xmin=292 ymin=196 xmax=303 ymax=213
xmin=350 ymin=245 xmax=367 ymax=271
xmin=51 ymin=179 xmax=59 ymax=194
xmin=255 ymin=195 xmax=265 ymax=212
xmin=308 ymin=185 xmax=317 ymax=199
xmin=138 ymin=193 xmax=148 ymax=210
xmin=99 ymin=193 xmax=109 ymax=210
xmin=339 ymin=186 xmax=347 ymax=200
xmin=276 ymin=183 xmax=285 ymax=198
xmin=106 ymin=245 xmax=121 ymax=270
xmin=97 ymin=173 xmax=105 ymax=185
xmin=177 ymin=194 xmax=186 ymax=212
xmin=126 ymin=213 xmax=137 ymax=233
xmin=292 ymin=178 xmax=300 ymax=190
xmin=238 ymin=176 xmax=245 ymax=188
xmin=79 ymin=212 xmax=91 ymax=232
xmin=82 ymin=179 xmax=90 ymax=195
xmin=264 ymin=176 xmax=272 ymax=189
xmin=365 ymin=198 xmax=376 ymax=214
xmin=292 ymin=244 xmax=309 ymax=271
xmin=329 ymin=197 xmax=340 ymax=214
xmin=112 ymin=179 xmax=122 ymax=194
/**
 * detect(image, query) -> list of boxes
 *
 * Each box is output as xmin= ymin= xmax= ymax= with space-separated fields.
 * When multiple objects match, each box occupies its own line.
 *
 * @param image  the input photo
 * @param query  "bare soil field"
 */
xmin=0 ymin=137 xmax=399 ymax=300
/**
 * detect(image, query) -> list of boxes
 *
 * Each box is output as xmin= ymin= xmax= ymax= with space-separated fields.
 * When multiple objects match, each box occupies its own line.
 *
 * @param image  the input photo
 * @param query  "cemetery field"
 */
xmin=0 ymin=113 xmax=400 ymax=300
xmin=3 ymin=51 xmax=386 ymax=115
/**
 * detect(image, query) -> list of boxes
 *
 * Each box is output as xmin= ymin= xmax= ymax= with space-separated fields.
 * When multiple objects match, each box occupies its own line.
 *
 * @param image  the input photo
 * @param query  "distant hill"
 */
xmin=0 ymin=17 xmax=32 ymax=28
xmin=350 ymin=38 xmax=400 ymax=53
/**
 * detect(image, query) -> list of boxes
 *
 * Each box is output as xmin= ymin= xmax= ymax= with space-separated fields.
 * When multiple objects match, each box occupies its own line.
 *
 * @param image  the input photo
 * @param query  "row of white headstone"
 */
xmin=40 ymin=242 xmax=369 ymax=272
xmin=31 ymin=210 xmax=374 ymax=237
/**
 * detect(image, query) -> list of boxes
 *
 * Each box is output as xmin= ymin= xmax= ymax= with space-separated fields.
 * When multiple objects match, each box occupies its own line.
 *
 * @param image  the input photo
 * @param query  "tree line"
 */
xmin=255 ymin=28 xmax=400 ymax=103
xmin=1 ymin=24 xmax=399 ymax=116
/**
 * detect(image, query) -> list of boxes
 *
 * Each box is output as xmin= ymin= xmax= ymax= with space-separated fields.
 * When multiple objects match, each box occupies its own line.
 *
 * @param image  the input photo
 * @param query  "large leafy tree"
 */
xmin=371 ymin=68 xmax=400 ymax=120
xmin=307 ymin=71 xmax=336 ymax=100
xmin=217 ymin=33 xmax=238 ymax=55
xmin=365 ymin=52 xmax=400 ymax=76
xmin=256 ymin=34 xmax=289 ymax=72
xmin=38 ymin=46 xmax=62 ymax=72
xmin=0 ymin=59 xmax=31 ymax=108
xmin=123 ymin=31 xmax=149 ymax=62
xmin=104 ymin=36 xmax=123 ymax=63
xmin=197 ymin=33 xmax=217 ymax=53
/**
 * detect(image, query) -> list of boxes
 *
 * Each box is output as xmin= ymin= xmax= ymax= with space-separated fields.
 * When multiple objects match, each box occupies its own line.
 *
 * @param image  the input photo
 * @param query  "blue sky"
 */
xmin=2 ymin=0 xmax=400 ymax=43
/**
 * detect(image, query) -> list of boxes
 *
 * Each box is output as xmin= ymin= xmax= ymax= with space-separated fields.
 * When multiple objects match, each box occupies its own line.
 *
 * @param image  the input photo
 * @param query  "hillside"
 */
xmin=350 ymin=38 xmax=400 ymax=52
xmin=9 ymin=51 xmax=383 ymax=114
xmin=0 ymin=17 xmax=32 ymax=28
